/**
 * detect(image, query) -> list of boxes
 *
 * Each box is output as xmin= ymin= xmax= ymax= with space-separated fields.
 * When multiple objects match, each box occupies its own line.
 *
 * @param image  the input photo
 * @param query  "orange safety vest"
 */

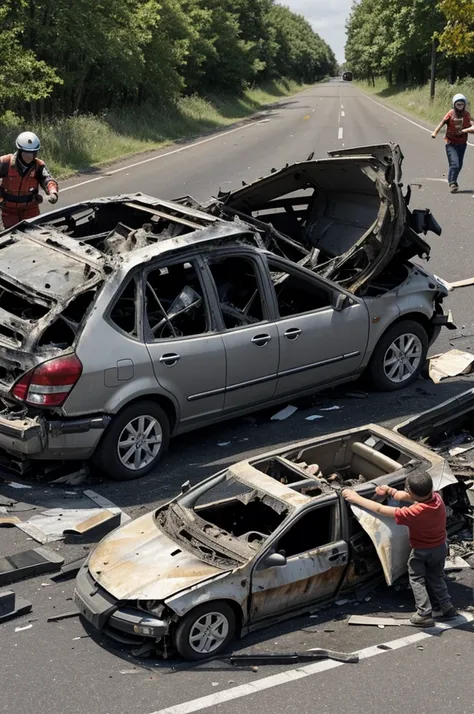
xmin=0 ymin=154 xmax=57 ymax=228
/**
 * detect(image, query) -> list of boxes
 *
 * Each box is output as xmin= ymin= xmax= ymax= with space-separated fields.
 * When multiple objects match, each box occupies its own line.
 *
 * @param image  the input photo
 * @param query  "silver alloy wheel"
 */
xmin=117 ymin=415 xmax=163 ymax=471
xmin=383 ymin=332 xmax=423 ymax=384
xmin=188 ymin=612 xmax=230 ymax=654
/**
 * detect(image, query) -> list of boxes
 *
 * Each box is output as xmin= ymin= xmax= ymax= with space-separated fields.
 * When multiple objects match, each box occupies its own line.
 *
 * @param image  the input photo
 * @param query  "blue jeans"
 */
xmin=446 ymin=143 xmax=467 ymax=185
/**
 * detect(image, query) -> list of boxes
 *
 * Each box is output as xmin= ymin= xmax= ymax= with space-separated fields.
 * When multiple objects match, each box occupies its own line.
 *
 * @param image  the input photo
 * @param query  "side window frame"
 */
xmin=202 ymin=247 xmax=276 ymax=332
xmin=142 ymin=256 xmax=213 ymax=343
xmin=263 ymin=255 xmax=344 ymax=320
xmin=106 ymin=271 xmax=143 ymax=342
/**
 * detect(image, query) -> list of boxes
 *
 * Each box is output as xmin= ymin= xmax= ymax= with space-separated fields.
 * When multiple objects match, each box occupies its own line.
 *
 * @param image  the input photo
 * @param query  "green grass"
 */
xmin=0 ymin=79 xmax=311 ymax=179
xmin=356 ymin=77 xmax=474 ymax=125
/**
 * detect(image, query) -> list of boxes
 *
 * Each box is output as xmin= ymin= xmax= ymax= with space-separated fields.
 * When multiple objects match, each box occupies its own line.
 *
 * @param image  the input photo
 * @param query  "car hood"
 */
xmin=216 ymin=143 xmax=433 ymax=293
xmin=88 ymin=511 xmax=226 ymax=601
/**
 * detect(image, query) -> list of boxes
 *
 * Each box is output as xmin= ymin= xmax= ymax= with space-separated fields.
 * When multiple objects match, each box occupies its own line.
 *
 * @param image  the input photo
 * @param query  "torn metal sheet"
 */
xmin=350 ymin=501 xmax=411 ymax=586
xmin=0 ymin=547 xmax=64 ymax=586
xmin=47 ymin=610 xmax=79 ymax=622
xmin=271 ymin=405 xmax=298 ymax=421
xmin=63 ymin=510 xmax=121 ymax=541
xmin=50 ymin=557 xmax=86 ymax=582
xmin=444 ymin=555 xmax=471 ymax=571
xmin=0 ymin=516 xmax=21 ymax=527
xmin=0 ymin=589 xmax=32 ymax=623
xmin=428 ymin=349 xmax=474 ymax=384
xmin=348 ymin=615 xmax=412 ymax=627
xmin=230 ymin=649 xmax=359 ymax=666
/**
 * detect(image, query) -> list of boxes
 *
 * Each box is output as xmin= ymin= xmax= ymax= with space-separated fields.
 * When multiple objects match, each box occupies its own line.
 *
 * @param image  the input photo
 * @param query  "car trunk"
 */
xmin=0 ymin=224 xmax=106 ymax=399
xmin=211 ymin=143 xmax=434 ymax=295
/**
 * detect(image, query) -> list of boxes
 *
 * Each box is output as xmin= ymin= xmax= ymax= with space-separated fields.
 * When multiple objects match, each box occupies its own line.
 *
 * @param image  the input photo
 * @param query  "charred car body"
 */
xmin=0 ymin=144 xmax=454 ymax=481
xmin=74 ymin=422 xmax=470 ymax=660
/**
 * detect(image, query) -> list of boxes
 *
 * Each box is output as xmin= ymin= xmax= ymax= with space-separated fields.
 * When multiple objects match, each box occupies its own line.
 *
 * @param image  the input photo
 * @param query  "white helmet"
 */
xmin=453 ymin=93 xmax=467 ymax=106
xmin=16 ymin=131 xmax=41 ymax=152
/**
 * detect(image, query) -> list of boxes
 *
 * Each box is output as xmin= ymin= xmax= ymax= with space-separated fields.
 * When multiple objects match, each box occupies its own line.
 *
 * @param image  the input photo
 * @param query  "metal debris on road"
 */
xmin=0 ymin=547 xmax=64 ymax=587
xmin=271 ymin=405 xmax=298 ymax=421
xmin=15 ymin=623 xmax=33 ymax=632
xmin=0 ymin=590 xmax=32 ymax=623
xmin=50 ymin=557 xmax=87 ymax=582
xmin=305 ymin=415 xmax=324 ymax=421
xmin=230 ymin=649 xmax=359 ymax=666
xmin=348 ymin=615 xmax=412 ymax=627
xmin=444 ymin=555 xmax=471 ymax=571
xmin=428 ymin=349 xmax=474 ymax=384
xmin=6 ymin=482 xmax=32 ymax=490
xmin=320 ymin=406 xmax=342 ymax=411
xmin=0 ymin=516 xmax=21 ymax=527
xmin=47 ymin=610 xmax=80 ymax=623
xmin=63 ymin=510 xmax=121 ymax=542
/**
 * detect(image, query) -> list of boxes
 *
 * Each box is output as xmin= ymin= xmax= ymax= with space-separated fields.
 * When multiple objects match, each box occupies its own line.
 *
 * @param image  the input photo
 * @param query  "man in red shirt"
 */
xmin=343 ymin=472 xmax=456 ymax=627
xmin=431 ymin=93 xmax=473 ymax=193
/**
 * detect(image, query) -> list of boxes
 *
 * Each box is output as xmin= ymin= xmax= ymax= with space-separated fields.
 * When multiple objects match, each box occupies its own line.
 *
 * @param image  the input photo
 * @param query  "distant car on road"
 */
xmin=342 ymin=71 xmax=353 ymax=81
xmin=0 ymin=144 xmax=451 ymax=482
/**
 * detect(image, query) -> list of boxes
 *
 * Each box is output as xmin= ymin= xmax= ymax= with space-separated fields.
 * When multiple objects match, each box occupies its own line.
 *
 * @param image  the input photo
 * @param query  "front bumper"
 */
xmin=74 ymin=565 xmax=169 ymax=643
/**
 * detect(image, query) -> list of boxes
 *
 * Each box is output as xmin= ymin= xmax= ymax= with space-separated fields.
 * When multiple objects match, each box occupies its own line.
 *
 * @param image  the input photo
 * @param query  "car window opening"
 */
xmin=208 ymin=256 xmax=264 ymax=328
xmin=145 ymin=262 xmax=207 ymax=339
xmin=268 ymin=261 xmax=333 ymax=315
xmin=110 ymin=279 xmax=137 ymax=337
xmin=277 ymin=504 xmax=335 ymax=558
xmin=38 ymin=290 xmax=99 ymax=349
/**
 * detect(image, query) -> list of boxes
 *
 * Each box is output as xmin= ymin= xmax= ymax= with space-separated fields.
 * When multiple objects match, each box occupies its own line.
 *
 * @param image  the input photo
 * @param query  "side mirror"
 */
xmin=332 ymin=293 xmax=348 ymax=311
xmin=181 ymin=480 xmax=191 ymax=494
xmin=263 ymin=552 xmax=287 ymax=568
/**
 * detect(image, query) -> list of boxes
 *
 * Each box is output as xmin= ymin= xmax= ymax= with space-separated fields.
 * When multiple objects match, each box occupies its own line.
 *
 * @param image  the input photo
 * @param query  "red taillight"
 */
xmin=12 ymin=354 xmax=83 ymax=407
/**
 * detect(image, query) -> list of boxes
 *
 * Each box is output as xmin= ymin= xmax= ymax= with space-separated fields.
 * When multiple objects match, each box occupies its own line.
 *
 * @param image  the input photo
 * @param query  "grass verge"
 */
xmin=356 ymin=77 xmax=474 ymax=126
xmin=0 ymin=79 xmax=312 ymax=179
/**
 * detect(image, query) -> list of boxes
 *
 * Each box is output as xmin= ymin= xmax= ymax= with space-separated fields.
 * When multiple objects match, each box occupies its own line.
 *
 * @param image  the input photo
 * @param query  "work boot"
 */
xmin=410 ymin=612 xmax=435 ymax=627
xmin=439 ymin=606 xmax=458 ymax=620
xmin=449 ymin=183 xmax=459 ymax=193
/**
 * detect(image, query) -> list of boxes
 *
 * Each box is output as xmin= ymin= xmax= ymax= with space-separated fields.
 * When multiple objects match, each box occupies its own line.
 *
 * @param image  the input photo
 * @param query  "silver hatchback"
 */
xmin=0 ymin=144 xmax=454 ymax=481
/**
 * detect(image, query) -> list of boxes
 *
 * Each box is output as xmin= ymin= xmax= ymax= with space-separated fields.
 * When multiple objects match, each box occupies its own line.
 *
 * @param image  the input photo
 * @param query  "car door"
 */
xmin=204 ymin=250 xmax=280 ymax=412
xmin=264 ymin=257 xmax=370 ymax=397
xmin=249 ymin=499 xmax=348 ymax=622
xmin=144 ymin=258 xmax=226 ymax=426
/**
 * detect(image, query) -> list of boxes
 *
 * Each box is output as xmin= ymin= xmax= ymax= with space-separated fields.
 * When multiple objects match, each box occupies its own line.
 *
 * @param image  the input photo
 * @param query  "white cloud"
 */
xmin=277 ymin=0 xmax=352 ymax=63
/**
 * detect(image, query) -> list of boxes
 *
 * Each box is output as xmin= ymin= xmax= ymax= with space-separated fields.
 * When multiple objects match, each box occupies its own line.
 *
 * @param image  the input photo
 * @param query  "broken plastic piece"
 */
xmin=47 ymin=610 xmax=80 ymax=622
xmin=429 ymin=349 xmax=474 ymax=384
xmin=0 ymin=589 xmax=32 ymax=623
xmin=348 ymin=615 xmax=412 ymax=627
xmin=0 ymin=547 xmax=64 ymax=587
xmin=50 ymin=557 xmax=87 ymax=582
xmin=230 ymin=649 xmax=359 ymax=666
xmin=271 ymin=405 xmax=298 ymax=421
xmin=63 ymin=510 xmax=121 ymax=542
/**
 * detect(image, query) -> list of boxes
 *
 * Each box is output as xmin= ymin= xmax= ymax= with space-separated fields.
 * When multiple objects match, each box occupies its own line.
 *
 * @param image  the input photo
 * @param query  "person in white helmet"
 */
xmin=0 ymin=132 xmax=59 ymax=229
xmin=432 ymin=94 xmax=473 ymax=193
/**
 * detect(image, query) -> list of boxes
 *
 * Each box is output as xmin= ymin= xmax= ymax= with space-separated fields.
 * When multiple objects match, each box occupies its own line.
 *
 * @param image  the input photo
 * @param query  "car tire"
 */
xmin=94 ymin=400 xmax=170 ymax=481
xmin=368 ymin=320 xmax=428 ymax=392
xmin=174 ymin=602 xmax=236 ymax=661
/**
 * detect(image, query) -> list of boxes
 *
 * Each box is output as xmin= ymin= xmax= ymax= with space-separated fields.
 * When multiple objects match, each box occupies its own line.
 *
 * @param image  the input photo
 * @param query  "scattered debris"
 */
xmin=345 ymin=391 xmax=369 ymax=399
xmin=230 ymin=649 xmax=359 ymax=666
xmin=50 ymin=557 xmax=87 ymax=583
xmin=320 ymin=406 xmax=341 ymax=412
xmin=47 ymin=610 xmax=80 ymax=623
xmin=6 ymin=482 xmax=32 ymax=490
xmin=428 ymin=349 xmax=474 ymax=384
xmin=15 ymin=623 xmax=33 ymax=632
xmin=305 ymin=415 xmax=324 ymax=421
xmin=377 ymin=644 xmax=392 ymax=651
xmin=0 ymin=590 xmax=32 ymax=623
xmin=0 ymin=547 xmax=64 ymax=587
xmin=50 ymin=467 xmax=89 ymax=486
xmin=271 ymin=405 xmax=298 ymax=421
xmin=0 ymin=516 xmax=21 ymax=527
xmin=63 ymin=510 xmax=121 ymax=542
xmin=336 ymin=599 xmax=350 ymax=606
xmin=348 ymin=615 xmax=412 ymax=627
xmin=217 ymin=442 xmax=231 ymax=447
xmin=444 ymin=555 xmax=471 ymax=571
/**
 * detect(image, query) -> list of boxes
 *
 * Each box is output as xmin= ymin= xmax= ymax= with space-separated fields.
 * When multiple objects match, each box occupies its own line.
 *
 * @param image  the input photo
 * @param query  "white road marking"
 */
xmin=362 ymin=92 xmax=474 ymax=148
xmin=414 ymin=177 xmax=447 ymax=182
xmin=341 ymin=111 xmax=345 ymax=117
xmin=338 ymin=127 xmax=344 ymax=140
xmin=148 ymin=615 xmax=472 ymax=714
xmin=61 ymin=120 xmax=266 ymax=193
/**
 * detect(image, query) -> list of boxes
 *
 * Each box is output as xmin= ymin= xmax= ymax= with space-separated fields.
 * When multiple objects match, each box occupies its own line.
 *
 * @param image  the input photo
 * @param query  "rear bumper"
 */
xmin=75 ymin=565 xmax=169 ymax=643
xmin=0 ymin=411 xmax=111 ymax=461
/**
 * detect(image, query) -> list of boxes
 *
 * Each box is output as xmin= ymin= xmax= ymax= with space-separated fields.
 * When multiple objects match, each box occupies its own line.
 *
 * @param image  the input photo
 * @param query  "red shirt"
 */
xmin=443 ymin=109 xmax=471 ymax=144
xmin=394 ymin=492 xmax=446 ymax=549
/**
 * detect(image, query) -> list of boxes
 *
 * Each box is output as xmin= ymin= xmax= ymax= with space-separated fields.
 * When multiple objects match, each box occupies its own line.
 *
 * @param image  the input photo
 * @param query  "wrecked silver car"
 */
xmin=0 ymin=144 xmax=454 ymax=481
xmin=74 ymin=423 xmax=465 ymax=660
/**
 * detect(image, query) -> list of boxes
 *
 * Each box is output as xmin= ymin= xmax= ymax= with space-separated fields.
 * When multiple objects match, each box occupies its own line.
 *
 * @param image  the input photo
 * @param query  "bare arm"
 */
xmin=376 ymin=484 xmax=413 ymax=503
xmin=342 ymin=489 xmax=397 ymax=518
xmin=432 ymin=118 xmax=447 ymax=138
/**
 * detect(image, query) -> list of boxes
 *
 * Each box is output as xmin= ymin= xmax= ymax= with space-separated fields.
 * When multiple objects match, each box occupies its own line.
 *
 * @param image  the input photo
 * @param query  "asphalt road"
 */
xmin=1 ymin=79 xmax=474 ymax=714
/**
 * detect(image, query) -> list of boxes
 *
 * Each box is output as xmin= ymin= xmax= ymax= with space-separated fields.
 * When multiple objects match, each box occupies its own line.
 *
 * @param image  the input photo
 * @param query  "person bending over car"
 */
xmin=343 ymin=472 xmax=457 ymax=628
xmin=0 ymin=131 xmax=58 ymax=229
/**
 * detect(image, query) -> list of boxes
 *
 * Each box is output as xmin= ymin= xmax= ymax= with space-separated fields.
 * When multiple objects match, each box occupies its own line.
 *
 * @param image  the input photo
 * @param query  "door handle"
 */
xmin=251 ymin=334 xmax=272 ymax=347
xmin=328 ymin=552 xmax=344 ymax=562
xmin=159 ymin=353 xmax=181 ymax=366
xmin=284 ymin=328 xmax=302 ymax=341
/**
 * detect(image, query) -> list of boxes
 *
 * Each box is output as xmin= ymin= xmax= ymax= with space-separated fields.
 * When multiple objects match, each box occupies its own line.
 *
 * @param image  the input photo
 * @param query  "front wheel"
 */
xmin=94 ymin=400 xmax=170 ymax=481
xmin=174 ymin=602 xmax=236 ymax=660
xmin=367 ymin=320 xmax=428 ymax=391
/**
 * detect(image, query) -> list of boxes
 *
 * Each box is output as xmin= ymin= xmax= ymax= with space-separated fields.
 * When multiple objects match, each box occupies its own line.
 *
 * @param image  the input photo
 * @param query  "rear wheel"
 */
xmin=94 ymin=400 xmax=170 ymax=480
xmin=368 ymin=320 xmax=428 ymax=391
xmin=174 ymin=602 xmax=236 ymax=660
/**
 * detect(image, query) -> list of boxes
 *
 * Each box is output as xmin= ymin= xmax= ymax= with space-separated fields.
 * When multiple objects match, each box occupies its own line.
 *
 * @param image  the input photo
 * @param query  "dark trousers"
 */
xmin=446 ymin=143 xmax=467 ymax=185
xmin=408 ymin=542 xmax=452 ymax=616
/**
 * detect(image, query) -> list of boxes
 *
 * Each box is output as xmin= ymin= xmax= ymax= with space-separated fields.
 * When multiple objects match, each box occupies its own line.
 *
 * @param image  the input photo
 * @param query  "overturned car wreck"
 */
xmin=0 ymin=144 xmax=459 ymax=481
xmin=74 ymin=421 xmax=472 ymax=660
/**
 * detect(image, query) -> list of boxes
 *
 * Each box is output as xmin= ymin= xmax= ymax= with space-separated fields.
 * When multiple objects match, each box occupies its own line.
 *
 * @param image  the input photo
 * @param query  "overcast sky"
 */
xmin=278 ymin=0 xmax=352 ymax=63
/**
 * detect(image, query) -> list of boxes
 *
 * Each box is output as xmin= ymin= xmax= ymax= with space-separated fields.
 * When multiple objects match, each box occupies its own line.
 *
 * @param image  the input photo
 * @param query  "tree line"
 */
xmin=0 ymin=0 xmax=337 ymax=118
xmin=345 ymin=0 xmax=474 ymax=86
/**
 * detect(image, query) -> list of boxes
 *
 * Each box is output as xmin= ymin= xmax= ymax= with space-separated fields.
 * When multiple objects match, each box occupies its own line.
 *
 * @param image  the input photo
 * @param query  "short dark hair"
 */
xmin=406 ymin=472 xmax=433 ymax=498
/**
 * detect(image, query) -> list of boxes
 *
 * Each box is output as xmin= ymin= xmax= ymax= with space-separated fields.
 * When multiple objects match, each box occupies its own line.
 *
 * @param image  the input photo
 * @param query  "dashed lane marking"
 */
xmin=338 ymin=127 xmax=344 ymax=140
